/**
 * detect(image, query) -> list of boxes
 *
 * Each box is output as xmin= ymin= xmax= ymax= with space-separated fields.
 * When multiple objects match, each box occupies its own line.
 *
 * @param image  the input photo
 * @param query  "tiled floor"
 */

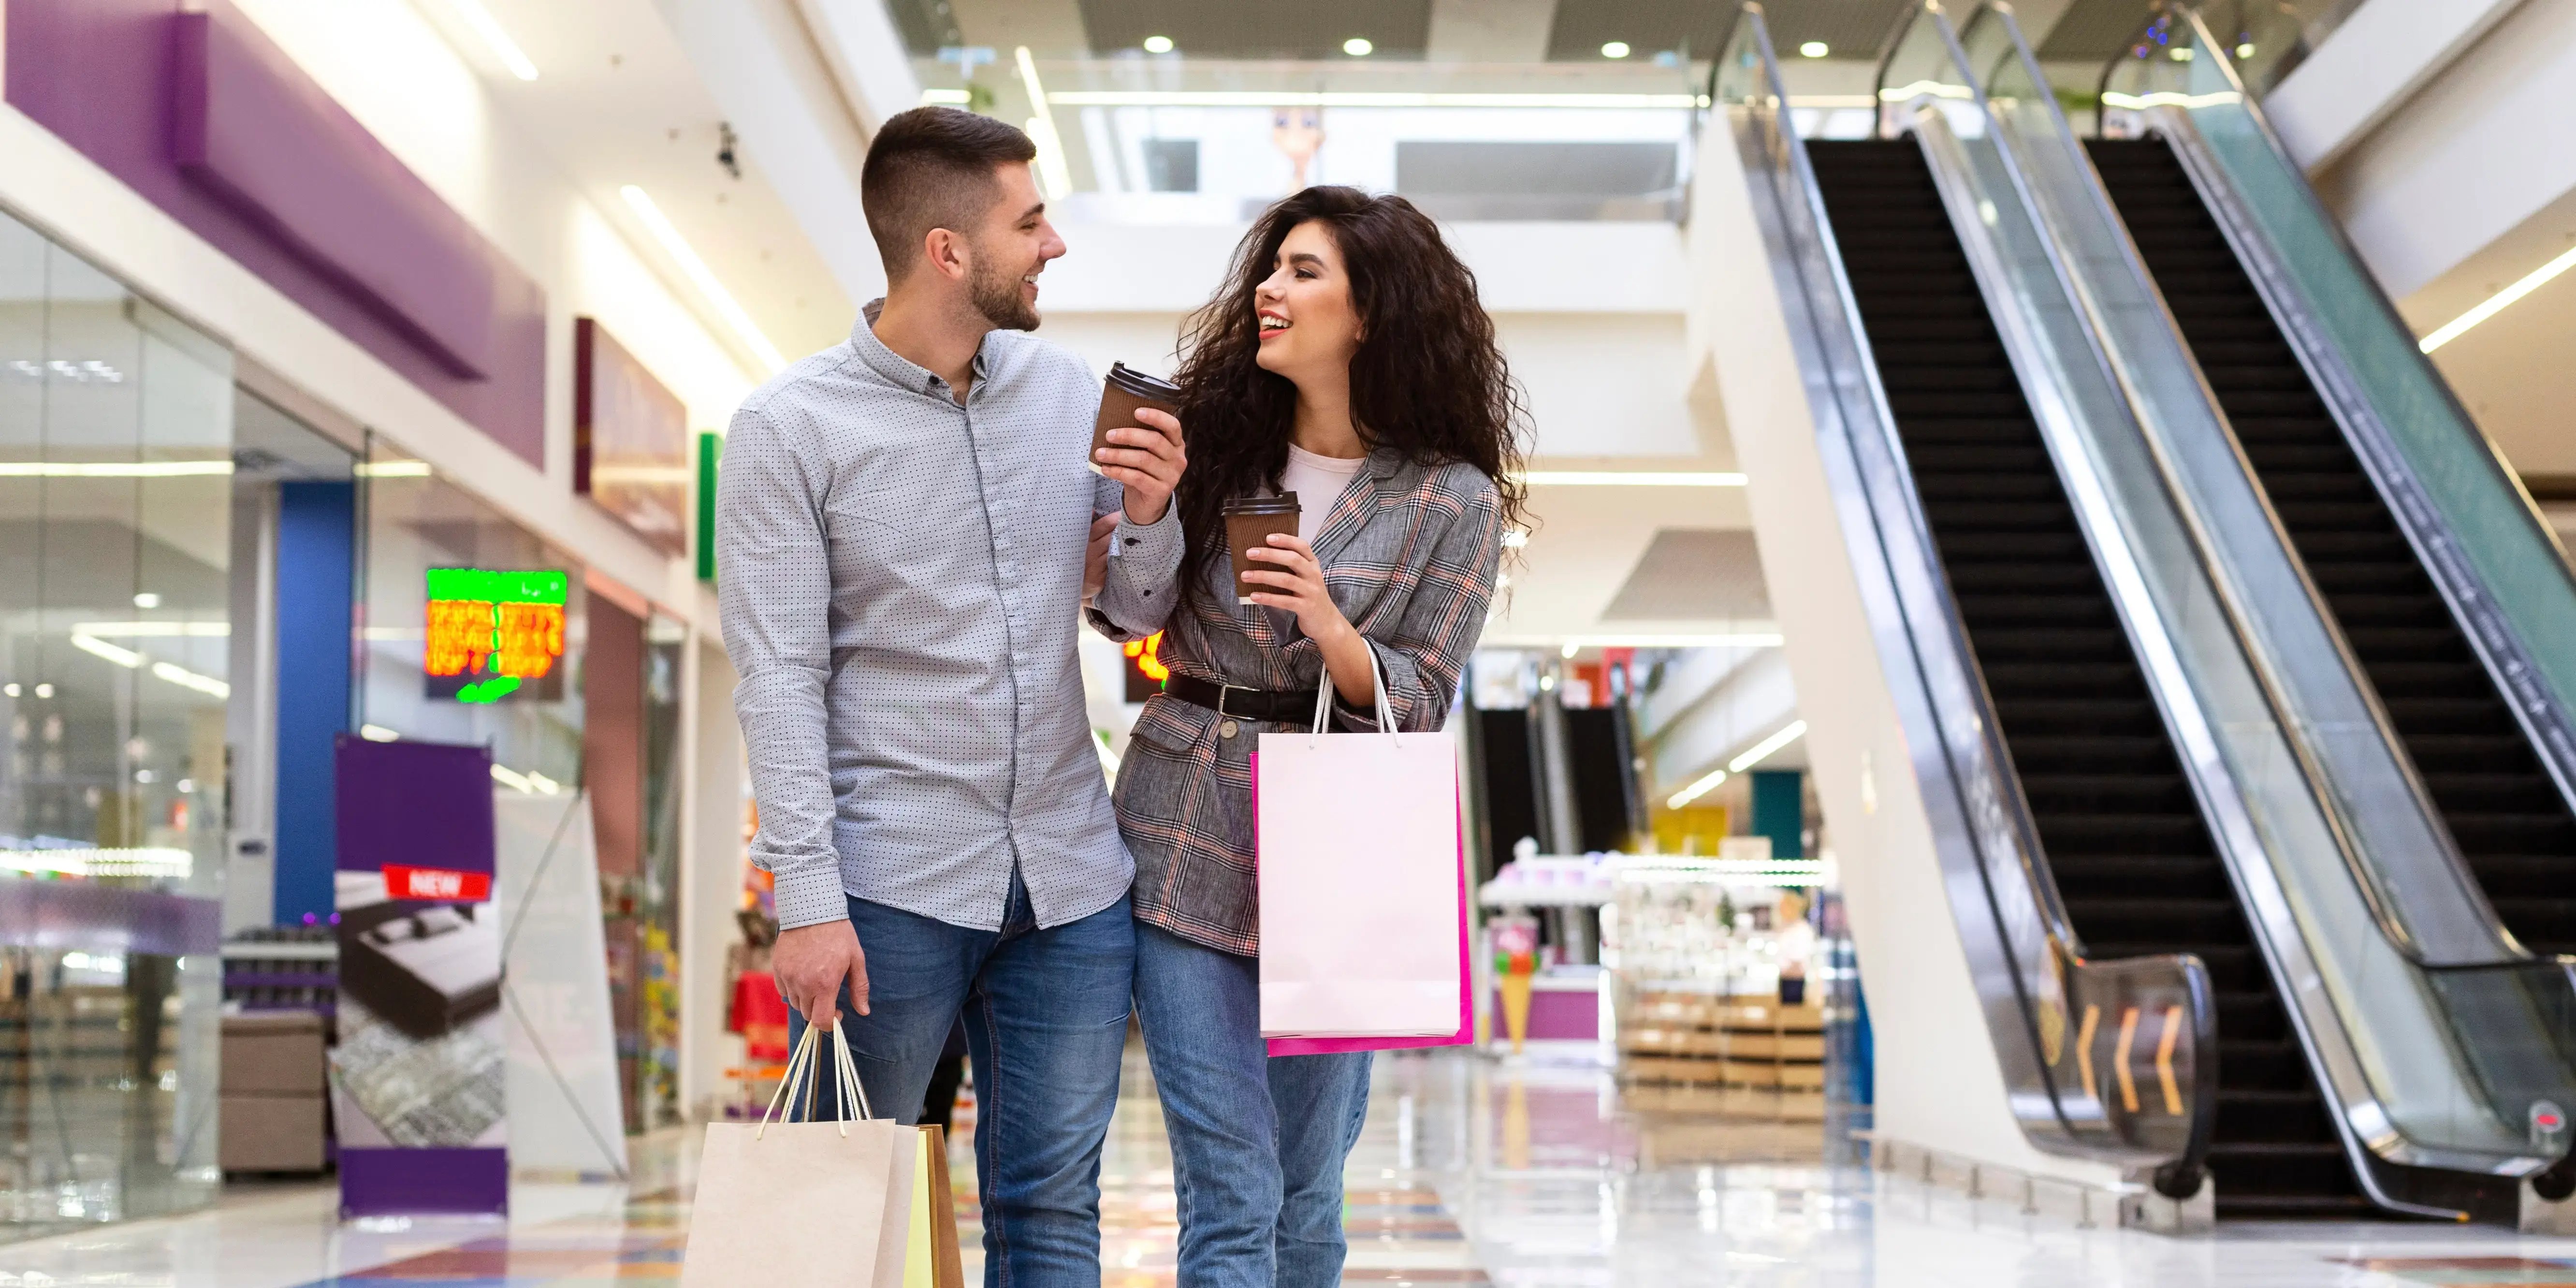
xmin=12 ymin=1046 xmax=2576 ymax=1286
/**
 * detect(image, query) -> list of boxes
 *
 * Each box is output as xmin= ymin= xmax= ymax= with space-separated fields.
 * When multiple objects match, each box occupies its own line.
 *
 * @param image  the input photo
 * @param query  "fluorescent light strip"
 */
xmin=1046 ymin=90 xmax=1703 ymax=109
xmin=0 ymin=461 xmax=232 ymax=478
xmin=360 ymin=724 xmax=402 ymax=743
xmin=70 ymin=634 xmax=145 ymax=669
xmin=151 ymin=661 xmax=229 ymax=699
xmin=2099 ymin=89 xmax=2240 ymax=111
xmin=1879 ymin=80 xmax=1975 ymax=102
xmin=922 ymin=88 xmax=972 ymax=106
xmin=71 ymin=633 xmax=230 ymax=698
xmin=1665 ymin=767 xmax=1727 ymax=810
xmin=447 ymin=0 xmax=539 ymax=81
xmin=621 ymin=185 xmax=789 ymax=374
xmin=73 ymin=622 xmax=230 ymax=638
xmin=2420 ymin=243 xmax=2576 ymax=354
xmin=355 ymin=461 xmax=434 ymax=478
xmin=491 ymin=762 xmax=565 ymax=795
xmin=0 ymin=847 xmax=193 ymax=879
xmin=1728 ymin=719 xmax=1808 ymax=774
xmin=1017 ymin=48 xmax=1077 ymax=201
xmin=1517 ymin=471 xmax=1746 ymax=487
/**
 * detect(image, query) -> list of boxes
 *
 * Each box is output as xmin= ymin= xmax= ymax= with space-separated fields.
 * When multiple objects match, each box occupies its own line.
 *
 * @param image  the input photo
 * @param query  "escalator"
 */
xmin=1807 ymin=140 xmax=2361 ymax=1219
xmin=2090 ymin=137 xmax=2576 ymax=959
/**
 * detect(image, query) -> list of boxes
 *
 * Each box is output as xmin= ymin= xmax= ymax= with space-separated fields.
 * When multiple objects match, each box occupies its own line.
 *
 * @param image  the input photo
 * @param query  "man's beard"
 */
xmin=968 ymin=254 xmax=1040 ymax=332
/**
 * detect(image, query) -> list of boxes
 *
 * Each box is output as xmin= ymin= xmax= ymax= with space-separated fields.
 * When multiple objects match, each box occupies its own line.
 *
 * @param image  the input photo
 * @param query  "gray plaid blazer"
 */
xmin=1087 ymin=450 xmax=1503 ymax=955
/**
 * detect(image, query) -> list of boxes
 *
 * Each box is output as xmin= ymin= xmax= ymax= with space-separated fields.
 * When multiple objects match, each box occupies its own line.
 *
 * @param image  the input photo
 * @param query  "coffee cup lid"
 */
xmin=1225 ymin=492 xmax=1300 ymax=515
xmin=1106 ymin=362 xmax=1182 ymax=401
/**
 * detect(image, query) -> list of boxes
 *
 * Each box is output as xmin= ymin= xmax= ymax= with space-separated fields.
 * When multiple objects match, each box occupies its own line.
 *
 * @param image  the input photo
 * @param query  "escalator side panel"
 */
xmin=1808 ymin=138 xmax=2365 ymax=1218
xmin=2091 ymin=137 xmax=2576 ymax=959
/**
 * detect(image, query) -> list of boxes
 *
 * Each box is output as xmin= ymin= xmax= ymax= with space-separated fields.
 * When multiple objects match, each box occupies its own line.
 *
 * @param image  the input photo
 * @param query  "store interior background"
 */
xmin=1 ymin=0 xmax=2574 ymax=1270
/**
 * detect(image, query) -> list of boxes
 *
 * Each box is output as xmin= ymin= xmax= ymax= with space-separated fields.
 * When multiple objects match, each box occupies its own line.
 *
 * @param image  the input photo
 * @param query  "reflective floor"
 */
xmin=10 ymin=1046 xmax=2576 ymax=1285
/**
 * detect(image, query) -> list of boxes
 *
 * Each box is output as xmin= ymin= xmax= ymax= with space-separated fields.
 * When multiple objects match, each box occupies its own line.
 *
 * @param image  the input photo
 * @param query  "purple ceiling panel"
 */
xmin=172 ymin=12 xmax=497 ymax=380
xmin=3 ymin=0 xmax=546 ymax=466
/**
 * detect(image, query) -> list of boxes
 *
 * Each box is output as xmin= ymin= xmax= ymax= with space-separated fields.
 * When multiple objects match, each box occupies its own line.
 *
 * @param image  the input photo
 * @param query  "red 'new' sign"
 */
xmin=383 ymin=864 xmax=493 ymax=902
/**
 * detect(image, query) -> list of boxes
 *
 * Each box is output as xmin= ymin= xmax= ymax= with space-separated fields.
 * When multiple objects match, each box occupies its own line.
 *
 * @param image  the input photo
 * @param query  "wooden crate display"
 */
xmin=1621 ymin=993 xmax=1826 ymax=1090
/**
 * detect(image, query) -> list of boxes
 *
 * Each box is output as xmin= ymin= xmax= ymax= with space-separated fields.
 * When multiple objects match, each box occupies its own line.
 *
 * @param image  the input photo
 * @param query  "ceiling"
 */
xmin=429 ymin=0 xmax=857 ymax=369
xmin=888 ymin=0 xmax=1930 ymax=63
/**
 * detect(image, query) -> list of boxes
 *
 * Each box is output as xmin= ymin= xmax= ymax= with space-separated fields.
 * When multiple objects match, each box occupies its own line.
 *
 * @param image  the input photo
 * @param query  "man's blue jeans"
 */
xmin=785 ymin=878 xmax=1134 ymax=1288
xmin=1132 ymin=920 xmax=1374 ymax=1288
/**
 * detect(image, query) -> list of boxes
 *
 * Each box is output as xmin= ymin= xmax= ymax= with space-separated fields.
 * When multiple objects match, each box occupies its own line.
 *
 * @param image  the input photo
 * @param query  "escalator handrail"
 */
xmin=1913 ymin=0 xmax=2572 ymax=1191
xmin=2099 ymin=3 xmax=2576 ymax=900
xmin=1725 ymin=2 xmax=2217 ymax=1190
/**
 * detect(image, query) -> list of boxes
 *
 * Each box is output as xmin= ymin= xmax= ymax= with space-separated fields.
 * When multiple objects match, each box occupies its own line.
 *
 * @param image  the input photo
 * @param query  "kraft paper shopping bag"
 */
xmin=1256 ymin=649 xmax=1468 ymax=1040
xmin=903 ymin=1125 xmax=965 ymax=1288
xmin=681 ymin=1024 xmax=917 ymax=1287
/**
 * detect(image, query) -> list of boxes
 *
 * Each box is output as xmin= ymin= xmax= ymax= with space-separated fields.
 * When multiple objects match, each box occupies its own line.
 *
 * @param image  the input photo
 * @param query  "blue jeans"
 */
xmin=1133 ymin=920 xmax=1373 ymax=1288
xmin=786 ymin=877 xmax=1134 ymax=1288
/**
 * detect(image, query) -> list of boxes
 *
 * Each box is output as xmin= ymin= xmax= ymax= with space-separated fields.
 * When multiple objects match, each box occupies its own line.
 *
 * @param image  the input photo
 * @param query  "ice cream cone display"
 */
xmin=1499 ymin=971 xmax=1535 ymax=1054
xmin=1491 ymin=917 xmax=1541 ymax=1054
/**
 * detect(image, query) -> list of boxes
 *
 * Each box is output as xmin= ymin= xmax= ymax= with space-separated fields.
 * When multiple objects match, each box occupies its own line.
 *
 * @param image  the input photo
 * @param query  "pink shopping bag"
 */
xmin=1254 ymin=650 xmax=1474 ymax=1054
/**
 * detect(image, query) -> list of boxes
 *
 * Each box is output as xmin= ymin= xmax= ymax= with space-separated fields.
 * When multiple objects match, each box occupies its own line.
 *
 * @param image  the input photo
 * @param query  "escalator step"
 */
xmin=1815 ymin=137 xmax=2355 ymax=1214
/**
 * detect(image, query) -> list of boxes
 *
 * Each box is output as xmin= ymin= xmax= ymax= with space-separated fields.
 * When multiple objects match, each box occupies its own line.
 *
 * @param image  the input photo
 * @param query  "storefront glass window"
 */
xmin=356 ymin=445 xmax=584 ymax=788
xmin=0 ymin=208 xmax=231 ymax=1240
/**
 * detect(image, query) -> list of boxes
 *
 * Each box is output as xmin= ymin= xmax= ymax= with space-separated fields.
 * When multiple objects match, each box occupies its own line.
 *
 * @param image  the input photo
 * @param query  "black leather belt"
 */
xmin=1165 ymin=673 xmax=1323 ymax=724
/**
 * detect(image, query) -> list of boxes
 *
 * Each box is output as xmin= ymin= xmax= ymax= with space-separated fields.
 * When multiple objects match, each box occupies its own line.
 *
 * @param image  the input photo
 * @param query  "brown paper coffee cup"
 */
xmin=1093 ymin=363 xmax=1181 ymax=473
xmin=1224 ymin=494 xmax=1301 ymax=605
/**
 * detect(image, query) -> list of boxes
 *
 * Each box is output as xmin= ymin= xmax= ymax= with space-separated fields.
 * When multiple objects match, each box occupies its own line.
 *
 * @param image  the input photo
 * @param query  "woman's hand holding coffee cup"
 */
xmin=1245 ymin=532 xmax=1380 ymax=707
xmin=1098 ymin=407 xmax=1187 ymax=525
xmin=1242 ymin=533 xmax=1346 ymax=638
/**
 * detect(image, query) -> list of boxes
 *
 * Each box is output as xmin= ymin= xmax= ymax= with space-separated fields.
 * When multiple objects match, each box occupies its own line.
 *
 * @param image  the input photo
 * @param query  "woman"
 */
xmin=1088 ymin=186 xmax=1524 ymax=1288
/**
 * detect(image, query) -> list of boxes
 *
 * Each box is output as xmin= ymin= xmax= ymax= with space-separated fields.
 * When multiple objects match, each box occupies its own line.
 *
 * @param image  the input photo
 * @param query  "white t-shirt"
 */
xmin=1278 ymin=443 xmax=1367 ymax=547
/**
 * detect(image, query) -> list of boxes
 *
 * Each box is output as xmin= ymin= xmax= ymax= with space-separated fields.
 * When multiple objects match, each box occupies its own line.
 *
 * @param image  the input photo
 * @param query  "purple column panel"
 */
xmin=3 ymin=0 xmax=546 ymax=465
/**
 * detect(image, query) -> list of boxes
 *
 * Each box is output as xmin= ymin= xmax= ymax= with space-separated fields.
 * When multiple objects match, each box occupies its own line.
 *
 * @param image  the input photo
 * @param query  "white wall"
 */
xmin=2302 ymin=0 xmax=2576 ymax=303
xmin=1688 ymin=117 xmax=2124 ymax=1192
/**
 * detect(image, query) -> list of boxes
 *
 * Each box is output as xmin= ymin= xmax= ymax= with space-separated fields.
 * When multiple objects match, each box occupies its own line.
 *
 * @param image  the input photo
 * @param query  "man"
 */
xmin=717 ymin=107 xmax=1187 ymax=1285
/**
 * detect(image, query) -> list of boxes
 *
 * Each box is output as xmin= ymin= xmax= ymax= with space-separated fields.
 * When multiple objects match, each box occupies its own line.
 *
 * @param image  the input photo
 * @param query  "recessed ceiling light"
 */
xmin=2236 ymin=42 xmax=2256 ymax=59
xmin=2420 ymin=242 xmax=2576 ymax=353
xmin=1801 ymin=41 xmax=1830 ymax=58
xmin=2169 ymin=46 xmax=2195 ymax=61
xmin=1343 ymin=37 xmax=1373 ymax=57
xmin=620 ymin=185 xmax=787 ymax=374
xmin=445 ymin=0 xmax=538 ymax=81
xmin=1601 ymin=41 xmax=1631 ymax=59
xmin=131 ymin=592 xmax=160 ymax=608
xmin=1142 ymin=35 xmax=1174 ymax=54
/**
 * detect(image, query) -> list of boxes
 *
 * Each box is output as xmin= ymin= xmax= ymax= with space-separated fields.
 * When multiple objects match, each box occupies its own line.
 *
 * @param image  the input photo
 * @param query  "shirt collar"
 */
xmin=850 ymin=298 xmax=993 ymax=398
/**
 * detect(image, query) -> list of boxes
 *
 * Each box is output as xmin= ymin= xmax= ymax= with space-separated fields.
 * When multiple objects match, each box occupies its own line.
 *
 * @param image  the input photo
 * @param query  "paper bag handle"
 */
xmin=757 ymin=1019 xmax=878 ymax=1138
xmin=1309 ymin=639 xmax=1399 ymax=746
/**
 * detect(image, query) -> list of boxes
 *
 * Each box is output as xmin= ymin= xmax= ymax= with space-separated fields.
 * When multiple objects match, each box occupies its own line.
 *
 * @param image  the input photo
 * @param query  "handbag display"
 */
xmin=1255 ymin=647 xmax=1475 ymax=1053
xmin=682 ymin=1022 xmax=947 ymax=1287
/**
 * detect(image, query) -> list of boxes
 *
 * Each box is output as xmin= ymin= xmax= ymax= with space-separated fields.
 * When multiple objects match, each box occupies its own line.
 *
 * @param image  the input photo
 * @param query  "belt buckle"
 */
xmin=1216 ymin=682 xmax=1245 ymax=740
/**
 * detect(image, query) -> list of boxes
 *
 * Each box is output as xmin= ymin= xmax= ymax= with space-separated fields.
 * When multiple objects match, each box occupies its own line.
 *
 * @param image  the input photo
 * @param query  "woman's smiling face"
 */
xmin=1252 ymin=220 xmax=1362 ymax=382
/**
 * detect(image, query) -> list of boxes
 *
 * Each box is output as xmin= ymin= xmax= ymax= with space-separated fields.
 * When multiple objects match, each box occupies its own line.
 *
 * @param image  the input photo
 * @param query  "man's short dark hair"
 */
xmin=861 ymin=108 xmax=1038 ymax=283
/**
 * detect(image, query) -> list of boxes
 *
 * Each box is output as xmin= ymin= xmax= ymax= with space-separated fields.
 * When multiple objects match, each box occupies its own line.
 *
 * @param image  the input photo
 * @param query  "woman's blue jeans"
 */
xmin=1133 ymin=920 xmax=1373 ymax=1288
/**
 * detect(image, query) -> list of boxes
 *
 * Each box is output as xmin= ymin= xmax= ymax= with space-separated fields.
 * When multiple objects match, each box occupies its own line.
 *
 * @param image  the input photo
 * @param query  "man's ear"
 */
xmin=921 ymin=227 xmax=971 ymax=283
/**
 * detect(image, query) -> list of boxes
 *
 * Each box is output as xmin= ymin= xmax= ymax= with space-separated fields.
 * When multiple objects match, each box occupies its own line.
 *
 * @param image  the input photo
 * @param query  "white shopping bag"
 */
xmin=1256 ymin=649 xmax=1465 ymax=1039
xmin=681 ymin=1022 xmax=916 ymax=1287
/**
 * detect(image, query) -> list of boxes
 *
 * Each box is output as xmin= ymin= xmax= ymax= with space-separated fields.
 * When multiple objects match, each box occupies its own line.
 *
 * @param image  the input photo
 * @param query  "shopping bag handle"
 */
xmin=1309 ymin=640 xmax=1399 ymax=746
xmin=756 ymin=1020 xmax=878 ymax=1138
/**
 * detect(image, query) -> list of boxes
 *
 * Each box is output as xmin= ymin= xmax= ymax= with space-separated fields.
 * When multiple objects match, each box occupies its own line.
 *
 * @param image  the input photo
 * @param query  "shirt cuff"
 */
xmin=1112 ymin=506 xmax=1185 ymax=583
xmin=767 ymin=860 xmax=851 ymax=931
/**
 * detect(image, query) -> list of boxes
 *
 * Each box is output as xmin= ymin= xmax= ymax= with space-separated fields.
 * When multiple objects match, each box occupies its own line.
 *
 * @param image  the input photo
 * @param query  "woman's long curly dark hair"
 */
xmin=1170 ymin=187 xmax=1528 ymax=603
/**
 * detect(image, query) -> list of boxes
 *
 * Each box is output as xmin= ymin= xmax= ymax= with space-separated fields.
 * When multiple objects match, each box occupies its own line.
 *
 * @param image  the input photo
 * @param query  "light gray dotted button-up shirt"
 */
xmin=718 ymin=309 xmax=1182 ymax=932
